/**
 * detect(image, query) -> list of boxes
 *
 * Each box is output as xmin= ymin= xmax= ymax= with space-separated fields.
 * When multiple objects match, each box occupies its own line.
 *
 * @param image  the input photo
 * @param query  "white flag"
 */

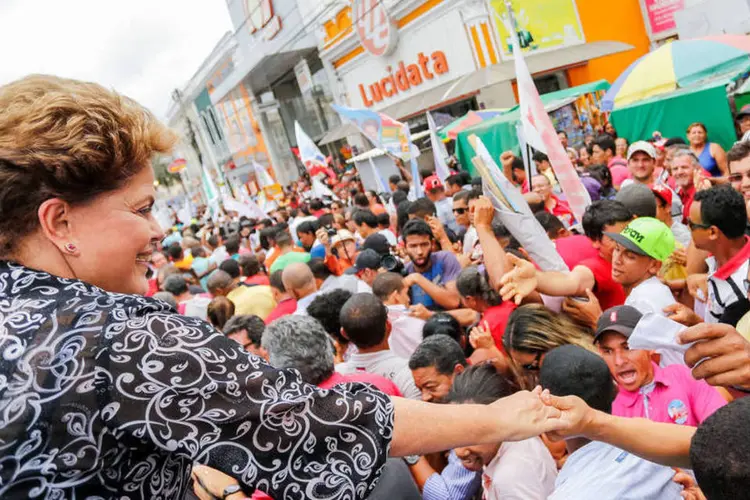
xmin=312 ymin=177 xmax=337 ymax=200
xmin=252 ymin=160 xmax=275 ymax=188
xmin=294 ymin=121 xmax=329 ymax=177
xmin=427 ymin=112 xmax=451 ymax=181
xmin=222 ymin=194 xmax=267 ymax=220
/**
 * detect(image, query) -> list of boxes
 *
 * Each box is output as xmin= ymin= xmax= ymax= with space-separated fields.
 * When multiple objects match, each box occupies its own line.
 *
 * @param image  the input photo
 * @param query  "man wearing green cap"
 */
xmin=605 ymin=217 xmax=677 ymax=317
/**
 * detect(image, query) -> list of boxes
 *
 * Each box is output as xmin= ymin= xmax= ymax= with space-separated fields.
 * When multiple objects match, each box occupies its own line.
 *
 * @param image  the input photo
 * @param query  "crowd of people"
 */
xmin=2 ymin=74 xmax=750 ymax=500
xmin=143 ymin=113 xmax=750 ymax=499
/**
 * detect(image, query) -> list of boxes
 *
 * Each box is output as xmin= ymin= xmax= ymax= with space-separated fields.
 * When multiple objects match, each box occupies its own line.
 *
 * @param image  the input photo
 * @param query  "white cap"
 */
xmin=627 ymin=141 xmax=657 ymax=160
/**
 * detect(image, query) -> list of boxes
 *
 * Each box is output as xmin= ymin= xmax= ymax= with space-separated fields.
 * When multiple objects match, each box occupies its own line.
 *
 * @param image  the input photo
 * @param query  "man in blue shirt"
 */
xmin=402 ymin=219 xmax=461 ymax=311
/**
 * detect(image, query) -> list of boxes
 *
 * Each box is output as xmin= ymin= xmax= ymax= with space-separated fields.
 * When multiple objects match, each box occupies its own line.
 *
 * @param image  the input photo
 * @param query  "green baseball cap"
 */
xmin=605 ymin=217 xmax=675 ymax=262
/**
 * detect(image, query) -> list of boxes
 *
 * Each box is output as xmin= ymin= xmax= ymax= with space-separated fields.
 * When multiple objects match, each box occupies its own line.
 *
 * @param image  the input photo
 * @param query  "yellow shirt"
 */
xmin=227 ymin=285 xmax=277 ymax=320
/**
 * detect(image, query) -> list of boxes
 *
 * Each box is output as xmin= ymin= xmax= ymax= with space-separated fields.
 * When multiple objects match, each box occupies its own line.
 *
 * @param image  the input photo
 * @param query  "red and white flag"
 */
xmin=508 ymin=14 xmax=591 ymax=222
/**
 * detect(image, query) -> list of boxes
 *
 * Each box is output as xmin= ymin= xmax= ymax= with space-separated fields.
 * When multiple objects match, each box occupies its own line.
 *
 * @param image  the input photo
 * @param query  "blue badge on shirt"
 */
xmin=615 ymin=451 xmax=629 ymax=463
xmin=668 ymin=399 xmax=689 ymax=425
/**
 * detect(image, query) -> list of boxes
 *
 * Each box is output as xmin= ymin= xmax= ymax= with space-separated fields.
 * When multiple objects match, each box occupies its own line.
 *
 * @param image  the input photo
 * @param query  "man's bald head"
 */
xmin=282 ymin=262 xmax=317 ymax=300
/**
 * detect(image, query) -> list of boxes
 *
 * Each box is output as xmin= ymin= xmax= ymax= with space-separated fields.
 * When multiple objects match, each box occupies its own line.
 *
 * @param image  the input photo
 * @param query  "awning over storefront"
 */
xmin=317 ymin=122 xmax=360 ymax=145
xmin=378 ymin=41 xmax=633 ymax=121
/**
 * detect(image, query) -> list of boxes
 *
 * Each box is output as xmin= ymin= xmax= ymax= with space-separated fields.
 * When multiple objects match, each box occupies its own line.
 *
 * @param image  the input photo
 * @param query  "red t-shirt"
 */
xmin=264 ymin=298 xmax=297 ymax=324
xmin=578 ymin=255 xmax=626 ymax=310
xmin=549 ymin=196 xmax=575 ymax=227
xmin=678 ymin=185 xmax=696 ymax=225
xmin=482 ymin=302 xmax=517 ymax=352
xmin=318 ymin=371 xmax=403 ymax=397
xmin=245 ymin=274 xmax=271 ymax=286
xmin=554 ymin=235 xmax=599 ymax=270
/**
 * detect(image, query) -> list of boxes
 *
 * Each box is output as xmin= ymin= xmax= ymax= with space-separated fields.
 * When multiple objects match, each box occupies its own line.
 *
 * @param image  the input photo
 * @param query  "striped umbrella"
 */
xmin=439 ymin=109 xmax=508 ymax=141
xmin=603 ymin=35 xmax=750 ymax=111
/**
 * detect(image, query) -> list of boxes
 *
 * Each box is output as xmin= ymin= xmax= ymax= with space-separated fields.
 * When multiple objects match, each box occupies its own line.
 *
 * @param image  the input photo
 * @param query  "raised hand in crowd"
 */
xmin=561 ymin=288 xmax=602 ymax=331
xmin=663 ymin=302 xmax=703 ymax=327
xmin=469 ymin=320 xmax=495 ymax=351
xmin=499 ymin=254 xmax=538 ymax=305
xmin=679 ymin=322 xmax=750 ymax=394
xmin=408 ymin=303 xmax=433 ymax=321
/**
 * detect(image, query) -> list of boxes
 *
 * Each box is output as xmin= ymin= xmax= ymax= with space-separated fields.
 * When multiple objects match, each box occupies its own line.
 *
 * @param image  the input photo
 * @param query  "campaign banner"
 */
xmin=508 ymin=9 xmax=591 ymax=223
xmin=427 ymin=112 xmax=451 ymax=181
xmin=332 ymin=104 xmax=423 ymax=197
xmin=294 ymin=121 xmax=329 ymax=177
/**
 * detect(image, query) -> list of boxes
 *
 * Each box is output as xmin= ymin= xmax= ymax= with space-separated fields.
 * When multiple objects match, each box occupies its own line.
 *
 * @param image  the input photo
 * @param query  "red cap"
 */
xmin=423 ymin=175 xmax=443 ymax=191
xmin=652 ymin=184 xmax=672 ymax=206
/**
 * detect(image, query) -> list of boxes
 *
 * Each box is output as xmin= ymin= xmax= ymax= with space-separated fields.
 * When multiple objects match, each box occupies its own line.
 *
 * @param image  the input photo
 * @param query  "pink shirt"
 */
xmin=608 ymin=157 xmax=630 ymax=188
xmin=612 ymin=363 xmax=726 ymax=426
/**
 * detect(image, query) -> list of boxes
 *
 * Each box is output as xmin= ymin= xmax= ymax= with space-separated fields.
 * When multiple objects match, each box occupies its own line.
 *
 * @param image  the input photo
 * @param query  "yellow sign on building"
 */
xmin=490 ymin=0 xmax=584 ymax=58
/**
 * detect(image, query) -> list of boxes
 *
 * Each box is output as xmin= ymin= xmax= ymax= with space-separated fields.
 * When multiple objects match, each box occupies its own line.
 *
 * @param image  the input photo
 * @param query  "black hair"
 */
xmin=397 ymin=180 xmax=411 ymax=193
xmin=353 ymin=210 xmax=379 ymax=229
xmin=540 ymin=344 xmax=617 ymax=414
xmin=471 ymin=177 xmax=483 ymax=188
xmin=318 ymin=213 xmax=334 ymax=228
xmin=238 ymin=254 xmax=261 ymax=277
xmin=269 ymin=270 xmax=285 ymax=292
xmin=340 ymin=293 xmax=389 ymax=348
xmin=492 ymin=220 xmax=511 ymax=241
xmin=296 ymin=220 xmax=319 ymax=236
xmin=401 ymin=219 xmax=434 ymax=241
xmin=594 ymin=135 xmax=617 ymax=156
xmin=163 ymin=274 xmax=188 ymax=296
xmin=207 ymin=235 xmax=220 ymax=249
xmin=353 ymin=193 xmax=370 ymax=208
xmin=275 ymin=231 xmax=293 ymax=248
xmin=408 ymin=335 xmax=467 ymax=375
xmin=511 ymin=157 xmax=525 ymax=171
xmin=532 ymin=151 xmax=549 ymax=163
xmin=459 ymin=171 xmax=472 ymax=185
xmin=219 ymin=258 xmax=241 ymax=279
xmin=582 ymin=200 xmax=633 ymax=241
xmin=307 ymin=289 xmax=353 ymax=345
xmin=446 ymin=173 xmax=462 ymax=187
xmin=224 ymin=236 xmax=241 ymax=255
xmin=587 ymin=163 xmax=613 ymax=190
xmin=448 ymin=363 xmax=519 ymax=404
xmin=309 ymin=199 xmax=323 ymax=211
xmin=423 ymin=312 xmax=464 ymax=344
xmin=388 ymin=174 xmax=402 ymax=185
xmin=728 ymin=140 xmax=750 ymax=164
xmin=192 ymin=246 xmax=207 ymax=258
xmin=535 ymin=211 xmax=566 ymax=238
xmin=664 ymin=137 xmax=687 ymax=148
xmin=376 ymin=212 xmax=390 ymax=227
xmin=307 ymin=258 xmax=332 ymax=281
xmin=557 ymin=130 xmax=568 ymax=138
xmin=408 ymin=197 xmax=437 ymax=219
xmin=366 ymin=190 xmax=382 ymax=204
xmin=223 ymin=314 xmax=265 ymax=347
xmin=259 ymin=227 xmax=275 ymax=251
xmin=419 ymin=167 xmax=435 ymax=180
xmin=396 ymin=200 xmax=413 ymax=234
xmin=694 ymin=184 xmax=747 ymax=239
xmin=456 ymin=266 xmax=502 ymax=306
xmin=526 ymin=196 xmax=545 ymax=214
xmin=690 ymin=397 xmax=750 ymax=499
xmin=392 ymin=190 xmax=408 ymax=206
xmin=453 ymin=189 xmax=481 ymax=204
xmin=372 ymin=272 xmax=405 ymax=301
xmin=167 ymin=242 xmax=183 ymax=260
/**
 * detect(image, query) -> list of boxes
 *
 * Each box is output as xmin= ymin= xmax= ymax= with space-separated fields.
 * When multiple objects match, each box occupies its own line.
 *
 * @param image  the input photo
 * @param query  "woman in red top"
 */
xmin=456 ymin=266 xmax=516 ymax=352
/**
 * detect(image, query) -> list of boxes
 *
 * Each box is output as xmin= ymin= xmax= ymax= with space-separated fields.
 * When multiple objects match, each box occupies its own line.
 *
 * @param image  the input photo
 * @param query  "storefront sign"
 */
xmin=244 ymin=0 xmax=282 ymax=40
xmin=358 ymin=51 xmax=449 ymax=107
xmin=353 ymin=0 xmax=398 ymax=57
xmin=643 ymin=0 xmax=685 ymax=36
xmin=294 ymin=59 xmax=314 ymax=95
xmin=490 ymin=0 xmax=584 ymax=57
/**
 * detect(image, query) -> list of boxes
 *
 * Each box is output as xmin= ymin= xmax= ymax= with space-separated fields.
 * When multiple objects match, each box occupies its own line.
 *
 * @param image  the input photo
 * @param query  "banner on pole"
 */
xmin=505 ymin=5 xmax=591 ymax=223
xmin=427 ymin=112 xmax=452 ymax=181
xmin=294 ymin=121 xmax=330 ymax=177
xmin=332 ymin=104 xmax=423 ymax=197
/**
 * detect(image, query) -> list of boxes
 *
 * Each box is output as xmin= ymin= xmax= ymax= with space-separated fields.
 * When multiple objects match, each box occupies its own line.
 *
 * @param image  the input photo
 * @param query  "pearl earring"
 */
xmin=64 ymin=243 xmax=77 ymax=254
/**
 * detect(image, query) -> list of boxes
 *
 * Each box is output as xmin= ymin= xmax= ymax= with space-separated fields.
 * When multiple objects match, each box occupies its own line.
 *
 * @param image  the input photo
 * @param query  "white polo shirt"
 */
xmin=548 ymin=441 xmax=683 ymax=499
xmin=626 ymin=276 xmax=676 ymax=317
xmin=705 ymin=238 xmax=750 ymax=323
xmin=336 ymin=350 xmax=421 ymax=399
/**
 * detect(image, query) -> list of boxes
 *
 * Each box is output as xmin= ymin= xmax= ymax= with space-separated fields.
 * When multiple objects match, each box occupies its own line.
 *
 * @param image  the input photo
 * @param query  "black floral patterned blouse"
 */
xmin=0 ymin=262 xmax=393 ymax=499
